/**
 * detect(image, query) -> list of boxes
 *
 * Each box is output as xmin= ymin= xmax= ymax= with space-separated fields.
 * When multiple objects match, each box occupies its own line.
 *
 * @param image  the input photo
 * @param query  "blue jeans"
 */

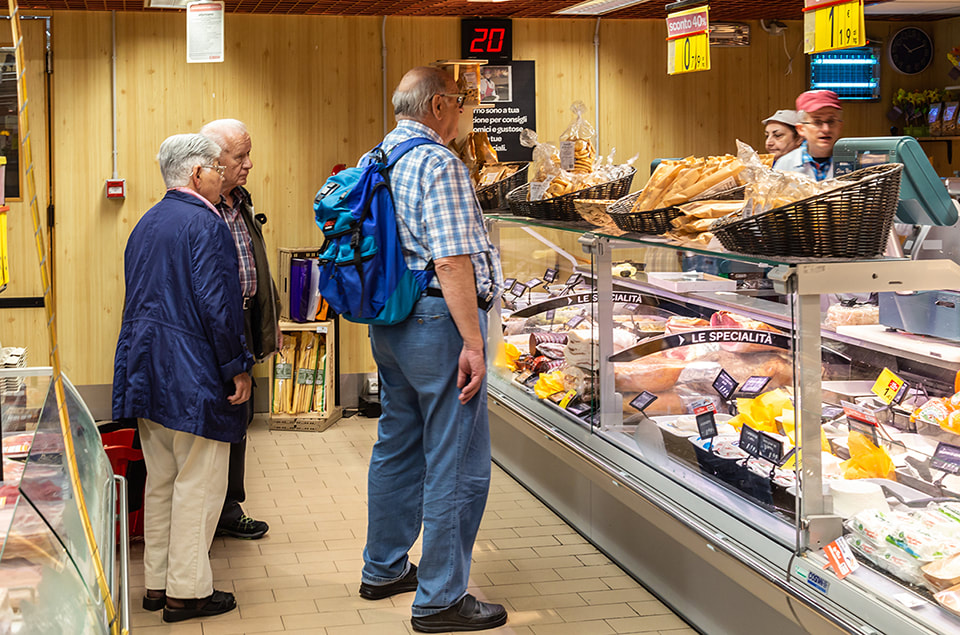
xmin=362 ymin=296 xmax=491 ymax=617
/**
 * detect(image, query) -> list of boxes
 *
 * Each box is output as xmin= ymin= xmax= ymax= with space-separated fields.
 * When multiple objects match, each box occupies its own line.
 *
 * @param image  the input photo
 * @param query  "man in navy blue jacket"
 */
xmin=112 ymin=133 xmax=253 ymax=623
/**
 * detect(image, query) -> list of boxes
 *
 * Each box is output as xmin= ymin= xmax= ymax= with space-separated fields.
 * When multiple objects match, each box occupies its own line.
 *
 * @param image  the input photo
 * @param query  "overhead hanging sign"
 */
xmin=186 ymin=1 xmax=225 ymax=64
xmin=666 ymin=5 xmax=711 ymax=75
xmin=803 ymin=0 xmax=864 ymax=54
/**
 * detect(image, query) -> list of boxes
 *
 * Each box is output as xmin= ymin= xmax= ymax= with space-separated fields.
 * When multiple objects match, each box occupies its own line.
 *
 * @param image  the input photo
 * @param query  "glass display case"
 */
xmin=1 ymin=368 xmax=122 ymax=634
xmin=486 ymin=215 xmax=960 ymax=634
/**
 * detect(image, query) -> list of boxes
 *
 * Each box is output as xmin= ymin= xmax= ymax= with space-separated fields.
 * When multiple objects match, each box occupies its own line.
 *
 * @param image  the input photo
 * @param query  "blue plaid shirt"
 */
xmin=370 ymin=120 xmax=503 ymax=302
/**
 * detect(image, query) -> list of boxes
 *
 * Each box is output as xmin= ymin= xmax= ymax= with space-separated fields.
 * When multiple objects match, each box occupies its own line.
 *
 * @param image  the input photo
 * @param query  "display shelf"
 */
xmin=916 ymin=136 xmax=958 ymax=163
xmin=0 ymin=367 xmax=124 ymax=634
xmin=268 ymin=319 xmax=340 ymax=432
xmin=487 ymin=216 xmax=960 ymax=634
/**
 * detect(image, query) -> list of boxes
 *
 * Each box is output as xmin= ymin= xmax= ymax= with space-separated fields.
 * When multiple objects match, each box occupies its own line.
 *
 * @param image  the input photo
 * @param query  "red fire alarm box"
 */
xmin=106 ymin=179 xmax=125 ymax=199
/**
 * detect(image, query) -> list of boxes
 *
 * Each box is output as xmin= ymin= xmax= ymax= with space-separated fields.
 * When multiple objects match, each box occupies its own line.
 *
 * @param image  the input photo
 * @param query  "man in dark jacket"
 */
xmin=112 ymin=133 xmax=253 ymax=622
xmin=200 ymin=119 xmax=280 ymax=540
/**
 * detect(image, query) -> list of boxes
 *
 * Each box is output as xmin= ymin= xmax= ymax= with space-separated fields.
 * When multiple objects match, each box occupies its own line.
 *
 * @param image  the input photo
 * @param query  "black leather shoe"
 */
xmin=142 ymin=591 xmax=165 ymax=611
xmin=162 ymin=590 xmax=237 ymax=623
xmin=359 ymin=563 xmax=419 ymax=600
xmin=216 ymin=514 xmax=269 ymax=540
xmin=411 ymin=594 xmax=508 ymax=633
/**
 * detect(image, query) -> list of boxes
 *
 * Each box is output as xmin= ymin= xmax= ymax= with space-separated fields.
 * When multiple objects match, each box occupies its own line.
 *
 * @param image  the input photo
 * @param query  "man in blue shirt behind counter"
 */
xmin=356 ymin=66 xmax=506 ymax=633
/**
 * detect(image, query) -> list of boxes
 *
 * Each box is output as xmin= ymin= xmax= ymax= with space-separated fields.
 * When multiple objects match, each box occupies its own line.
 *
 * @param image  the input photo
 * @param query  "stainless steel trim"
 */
xmin=115 ymin=474 xmax=131 ymax=635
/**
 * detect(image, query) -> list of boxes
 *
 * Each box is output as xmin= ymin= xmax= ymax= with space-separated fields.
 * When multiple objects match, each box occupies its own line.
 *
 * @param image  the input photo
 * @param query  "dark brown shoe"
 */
xmin=411 ymin=594 xmax=507 ymax=632
xmin=359 ymin=563 xmax=419 ymax=600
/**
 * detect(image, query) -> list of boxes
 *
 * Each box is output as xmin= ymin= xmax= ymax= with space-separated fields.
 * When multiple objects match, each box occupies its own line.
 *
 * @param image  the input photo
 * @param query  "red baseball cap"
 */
xmin=796 ymin=90 xmax=841 ymax=113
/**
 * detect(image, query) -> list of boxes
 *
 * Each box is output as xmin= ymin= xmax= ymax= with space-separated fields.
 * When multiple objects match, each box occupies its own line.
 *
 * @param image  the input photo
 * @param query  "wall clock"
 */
xmin=888 ymin=27 xmax=933 ymax=75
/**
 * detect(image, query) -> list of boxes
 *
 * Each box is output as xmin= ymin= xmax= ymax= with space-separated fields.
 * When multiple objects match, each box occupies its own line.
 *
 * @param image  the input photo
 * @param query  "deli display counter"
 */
xmin=0 ymin=368 xmax=126 ymax=634
xmin=485 ymin=216 xmax=960 ymax=635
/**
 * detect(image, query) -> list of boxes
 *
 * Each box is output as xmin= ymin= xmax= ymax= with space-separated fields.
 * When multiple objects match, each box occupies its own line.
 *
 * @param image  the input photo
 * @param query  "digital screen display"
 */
xmin=712 ymin=369 xmax=738 ymax=400
xmin=739 ymin=376 xmax=771 ymax=395
xmin=461 ymin=18 xmax=513 ymax=62
xmin=696 ymin=411 xmax=718 ymax=439
xmin=739 ymin=425 xmax=760 ymax=457
xmin=629 ymin=391 xmax=658 ymax=412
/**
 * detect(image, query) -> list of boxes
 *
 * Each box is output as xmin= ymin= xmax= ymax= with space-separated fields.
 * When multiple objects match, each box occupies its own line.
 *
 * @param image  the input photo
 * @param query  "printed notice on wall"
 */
xmin=186 ymin=1 xmax=225 ymax=64
xmin=471 ymin=61 xmax=535 ymax=162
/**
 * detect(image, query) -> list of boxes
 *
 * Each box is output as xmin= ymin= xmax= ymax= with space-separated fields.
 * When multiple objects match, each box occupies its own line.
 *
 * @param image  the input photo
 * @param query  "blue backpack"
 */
xmin=313 ymin=137 xmax=438 ymax=325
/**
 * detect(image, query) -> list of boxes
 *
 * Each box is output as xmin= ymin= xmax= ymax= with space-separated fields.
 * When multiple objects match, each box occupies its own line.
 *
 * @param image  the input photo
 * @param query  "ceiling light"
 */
xmin=144 ymin=0 xmax=189 ymax=7
xmin=554 ymin=0 xmax=654 ymax=16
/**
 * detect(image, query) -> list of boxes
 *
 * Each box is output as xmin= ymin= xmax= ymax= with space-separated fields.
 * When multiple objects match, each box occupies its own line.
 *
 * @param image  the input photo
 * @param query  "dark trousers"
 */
xmin=219 ymin=303 xmax=256 ymax=527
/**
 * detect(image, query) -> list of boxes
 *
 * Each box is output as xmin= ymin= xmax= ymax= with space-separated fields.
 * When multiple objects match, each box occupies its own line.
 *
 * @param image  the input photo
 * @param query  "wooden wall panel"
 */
xmin=0 ymin=19 xmax=52 ymax=367
xmin=46 ymin=13 xmax=960 ymax=387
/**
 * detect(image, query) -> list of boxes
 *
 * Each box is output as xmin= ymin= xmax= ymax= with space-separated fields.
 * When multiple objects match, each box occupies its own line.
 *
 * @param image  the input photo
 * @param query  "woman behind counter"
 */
xmin=762 ymin=109 xmax=802 ymax=161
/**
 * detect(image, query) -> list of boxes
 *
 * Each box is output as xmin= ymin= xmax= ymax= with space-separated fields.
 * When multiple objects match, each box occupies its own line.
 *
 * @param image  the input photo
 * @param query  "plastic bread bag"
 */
xmin=631 ymin=159 xmax=685 ymax=212
xmin=472 ymin=130 xmax=499 ymax=166
xmin=559 ymin=101 xmax=598 ymax=174
xmin=840 ymin=430 xmax=896 ymax=480
xmin=521 ymin=128 xmax=561 ymax=199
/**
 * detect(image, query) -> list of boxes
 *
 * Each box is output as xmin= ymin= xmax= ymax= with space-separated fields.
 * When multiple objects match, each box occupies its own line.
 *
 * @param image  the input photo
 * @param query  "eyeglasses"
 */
xmin=438 ymin=93 xmax=466 ymax=108
xmin=801 ymin=119 xmax=842 ymax=129
xmin=201 ymin=164 xmax=226 ymax=176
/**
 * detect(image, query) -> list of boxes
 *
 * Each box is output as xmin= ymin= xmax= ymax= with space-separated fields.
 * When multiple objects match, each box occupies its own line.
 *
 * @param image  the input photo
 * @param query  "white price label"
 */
xmin=529 ymin=181 xmax=549 ymax=201
xmin=559 ymin=140 xmax=576 ymax=171
xmin=316 ymin=325 xmax=328 ymax=334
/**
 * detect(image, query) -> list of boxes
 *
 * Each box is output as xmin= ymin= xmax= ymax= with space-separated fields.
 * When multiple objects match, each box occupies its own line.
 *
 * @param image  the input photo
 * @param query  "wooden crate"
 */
xmin=268 ymin=318 xmax=339 ymax=432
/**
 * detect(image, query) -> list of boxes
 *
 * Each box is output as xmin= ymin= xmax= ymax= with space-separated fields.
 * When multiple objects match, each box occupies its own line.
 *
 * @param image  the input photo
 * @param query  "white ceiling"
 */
xmin=865 ymin=0 xmax=960 ymax=17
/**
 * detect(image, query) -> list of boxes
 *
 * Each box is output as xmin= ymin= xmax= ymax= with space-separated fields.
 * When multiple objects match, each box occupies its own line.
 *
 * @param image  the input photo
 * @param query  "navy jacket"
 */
xmin=112 ymin=190 xmax=254 ymax=443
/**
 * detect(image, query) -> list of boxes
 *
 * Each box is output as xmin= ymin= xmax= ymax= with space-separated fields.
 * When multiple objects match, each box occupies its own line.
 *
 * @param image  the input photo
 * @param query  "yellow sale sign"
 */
xmin=804 ymin=0 xmax=865 ymax=54
xmin=871 ymin=367 xmax=906 ymax=404
xmin=666 ymin=6 xmax=711 ymax=75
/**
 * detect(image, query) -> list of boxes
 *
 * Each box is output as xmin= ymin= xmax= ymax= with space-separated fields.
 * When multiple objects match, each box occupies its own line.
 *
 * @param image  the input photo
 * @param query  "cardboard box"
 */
xmin=278 ymin=248 xmax=320 ymax=319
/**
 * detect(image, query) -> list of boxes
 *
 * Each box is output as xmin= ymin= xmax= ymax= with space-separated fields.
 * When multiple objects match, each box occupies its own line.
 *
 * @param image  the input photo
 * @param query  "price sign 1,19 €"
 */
xmin=666 ymin=6 xmax=711 ymax=76
xmin=803 ymin=0 xmax=864 ymax=54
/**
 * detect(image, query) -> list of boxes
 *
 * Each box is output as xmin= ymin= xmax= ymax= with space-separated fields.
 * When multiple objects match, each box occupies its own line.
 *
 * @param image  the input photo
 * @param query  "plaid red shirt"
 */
xmin=217 ymin=188 xmax=257 ymax=298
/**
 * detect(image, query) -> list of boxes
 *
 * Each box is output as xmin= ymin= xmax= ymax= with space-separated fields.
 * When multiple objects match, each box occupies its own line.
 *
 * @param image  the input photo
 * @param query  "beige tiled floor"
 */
xmin=128 ymin=415 xmax=695 ymax=635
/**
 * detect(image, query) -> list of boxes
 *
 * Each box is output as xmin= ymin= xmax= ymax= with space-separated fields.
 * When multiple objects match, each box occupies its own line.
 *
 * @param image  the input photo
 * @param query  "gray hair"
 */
xmin=156 ymin=133 xmax=222 ymax=188
xmin=393 ymin=67 xmax=450 ymax=119
xmin=199 ymin=118 xmax=248 ymax=152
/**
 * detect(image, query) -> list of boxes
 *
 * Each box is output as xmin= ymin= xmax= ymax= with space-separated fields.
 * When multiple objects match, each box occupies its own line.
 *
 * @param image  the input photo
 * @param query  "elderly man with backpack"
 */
xmin=345 ymin=66 xmax=505 ymax=633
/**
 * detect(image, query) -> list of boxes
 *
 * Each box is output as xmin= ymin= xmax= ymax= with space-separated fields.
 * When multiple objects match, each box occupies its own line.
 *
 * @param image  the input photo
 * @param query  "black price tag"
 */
xmin=629 ymin=391 xmax=658 ymax=412
xmin=501 ymin=278 xmax=516 ymax=295
xmin=566 ymin=315 xmax=585 ymax=329
xmin=696 ymin=411 xmax=718 ymax=439
xmin=712 ymin=369 xmax=738 ymax=400
xmin=565 ymin=273 xmax=583 ymax=286
xmin=545 ymin=309 xmax=556 ymax=321
xmin=848 ymin=419 xmax=880 ymax=447
xmin=931 ymin=442 xmax=960 ymax=475
xmin=893 ymin=381 xmax=910 ymax=405
xmin=510 ymin=281 xmax=527 ymax=297
xmin=543 ymin=268 xmax=558 ymax=283
xmin=758 ymin=432 xmax=783 ymax=464
xmin=739 ymin=425 xmax=761 ymax=457
xmin=623 ymin=303 xmax=640 ymax=313
xmin=738 ymin=375 xmax=771 ymax=395
xmin=526 ymin=278 xmax=542 ymax=289
xmin=567 ymin=401 xmax=591 ymax=416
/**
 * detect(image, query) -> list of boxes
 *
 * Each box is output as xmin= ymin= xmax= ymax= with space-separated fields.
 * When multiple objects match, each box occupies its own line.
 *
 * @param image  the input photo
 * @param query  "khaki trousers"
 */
xmin=139 ymin=418 xmax=229 ymax=599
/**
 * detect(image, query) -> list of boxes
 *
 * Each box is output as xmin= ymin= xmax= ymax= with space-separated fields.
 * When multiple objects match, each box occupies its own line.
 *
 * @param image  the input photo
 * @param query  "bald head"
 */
xmin=393 ymin=66 xmax=454 ymax=120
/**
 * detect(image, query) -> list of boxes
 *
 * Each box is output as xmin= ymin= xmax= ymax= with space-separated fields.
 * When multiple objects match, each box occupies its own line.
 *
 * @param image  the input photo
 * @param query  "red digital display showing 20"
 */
xmin=461 ymin=19 xmax=512 ymax=62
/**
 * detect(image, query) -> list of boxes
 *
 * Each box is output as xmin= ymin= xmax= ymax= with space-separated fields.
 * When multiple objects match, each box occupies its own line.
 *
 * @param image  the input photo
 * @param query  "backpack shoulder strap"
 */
xmin=385 ymin=137 xmax=441 ymax=169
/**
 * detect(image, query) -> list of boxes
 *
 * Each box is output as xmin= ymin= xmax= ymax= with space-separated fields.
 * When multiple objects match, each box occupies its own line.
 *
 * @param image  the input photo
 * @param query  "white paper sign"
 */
xmin=186 ymin=1 xmax=225 ymax=64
